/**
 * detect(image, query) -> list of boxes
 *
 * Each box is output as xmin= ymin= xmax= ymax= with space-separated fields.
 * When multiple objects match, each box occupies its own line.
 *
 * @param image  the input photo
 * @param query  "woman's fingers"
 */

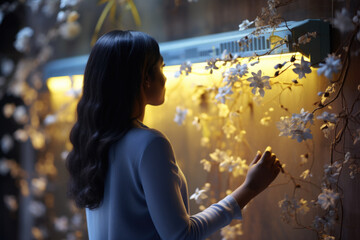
xmin=250 ymin=150 xmax=262 ymax=165
xmin=274 ymin=158 xmax=284 ymax=173
xmin=259 ymin=146 xmax=273 ymax=166
xmin=252 ymin=146 xmax=284 ymax=173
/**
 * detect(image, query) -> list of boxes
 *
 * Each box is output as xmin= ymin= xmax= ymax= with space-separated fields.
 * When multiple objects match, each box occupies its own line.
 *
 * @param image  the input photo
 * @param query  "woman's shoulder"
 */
xmin=112 ymin=123 xmax=170 ymax=153
xmin=109 ymin=126 xmax=171 ymax=163
xmin=128 ymin=126 xmax=168 ymax=143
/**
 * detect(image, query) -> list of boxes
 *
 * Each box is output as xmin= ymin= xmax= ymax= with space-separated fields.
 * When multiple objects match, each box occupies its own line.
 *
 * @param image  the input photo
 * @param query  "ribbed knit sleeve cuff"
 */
xmin=221 ymin=195 xmax=243 ymax=220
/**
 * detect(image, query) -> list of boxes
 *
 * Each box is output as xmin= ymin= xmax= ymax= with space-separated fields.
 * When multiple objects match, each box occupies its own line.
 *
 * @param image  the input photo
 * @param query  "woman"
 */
xmin=66 ymin=30 xmax=281 ymax=240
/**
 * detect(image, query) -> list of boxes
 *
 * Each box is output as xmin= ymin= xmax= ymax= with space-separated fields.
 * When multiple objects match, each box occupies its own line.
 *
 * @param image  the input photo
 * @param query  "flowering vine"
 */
xmin=173 ymin=1 xmax=360 ymax=240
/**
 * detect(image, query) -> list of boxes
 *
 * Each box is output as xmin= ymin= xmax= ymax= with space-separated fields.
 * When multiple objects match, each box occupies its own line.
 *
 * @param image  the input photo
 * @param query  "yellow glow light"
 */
xmin=47 ymin=75 xmax=83 ymax=94
xmin=72 ymin=75 xmax=84 ymax=90
xmin=46 ymin=52 xmax=308 ymax=94
xmin=47 ymin=76 xmax=72 ymax=93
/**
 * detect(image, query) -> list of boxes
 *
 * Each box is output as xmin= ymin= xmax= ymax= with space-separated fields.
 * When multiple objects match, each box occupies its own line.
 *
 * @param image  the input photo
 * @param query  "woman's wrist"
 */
xmin=230 ymin=183 xmax=259 ymax=209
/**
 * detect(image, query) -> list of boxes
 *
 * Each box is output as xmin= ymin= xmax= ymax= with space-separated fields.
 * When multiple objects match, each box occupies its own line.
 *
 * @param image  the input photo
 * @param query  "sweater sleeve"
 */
xmin=139 ymin=136 xmax=242 ymax=240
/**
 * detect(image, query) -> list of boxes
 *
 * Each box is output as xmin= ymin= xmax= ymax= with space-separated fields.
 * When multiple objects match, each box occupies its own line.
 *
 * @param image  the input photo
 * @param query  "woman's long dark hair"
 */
xmin=66 ymin=30 xmax=161 ymax=209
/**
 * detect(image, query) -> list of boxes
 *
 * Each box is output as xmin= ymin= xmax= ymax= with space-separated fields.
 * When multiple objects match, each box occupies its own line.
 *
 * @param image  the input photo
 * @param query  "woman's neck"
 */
xmin=131 ymin=100 xmax=146 ymax=122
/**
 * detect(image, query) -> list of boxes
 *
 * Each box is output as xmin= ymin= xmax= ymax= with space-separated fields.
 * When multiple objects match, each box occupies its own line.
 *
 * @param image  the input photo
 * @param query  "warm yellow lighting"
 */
xmin=162 ymin=52 xmax=309 ymax=90
xmin=46 ymin=52 xmax=308 ymax=95
xmin=72 ymin=75 xmax=84 ymax=90
xmin=47 ymin=75 xmax=83 ymax=94
xmin=146 ymin=52 xmax=313 ymax=125
xmin=47 ymin=76 xmax=72 ymax=93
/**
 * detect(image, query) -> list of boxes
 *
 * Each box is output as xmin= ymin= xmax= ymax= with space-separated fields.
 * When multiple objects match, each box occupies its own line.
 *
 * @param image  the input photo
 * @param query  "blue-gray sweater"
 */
xmin=86 ymin=124 xmax=242 ymax=240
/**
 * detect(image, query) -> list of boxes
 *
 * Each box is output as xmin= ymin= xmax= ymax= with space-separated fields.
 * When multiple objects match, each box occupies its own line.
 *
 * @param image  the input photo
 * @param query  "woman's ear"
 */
xmin=143 ymin=74 xmax=151 ymax=89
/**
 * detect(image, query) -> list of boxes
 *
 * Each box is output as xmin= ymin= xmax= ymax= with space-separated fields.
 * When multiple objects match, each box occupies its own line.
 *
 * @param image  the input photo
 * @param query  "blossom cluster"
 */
xmin=278 ymin=195 xmax=310 ymax=223
xmin=276 ymin=108 xmax=313 ymax=142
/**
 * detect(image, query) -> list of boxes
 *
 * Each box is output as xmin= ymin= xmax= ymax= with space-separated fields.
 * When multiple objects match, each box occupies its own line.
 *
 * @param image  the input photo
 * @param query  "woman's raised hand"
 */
xmin=243 ymin=146 xmax=281 ymax=195
xmin=231 ymin=146 xmax=282 ymax=209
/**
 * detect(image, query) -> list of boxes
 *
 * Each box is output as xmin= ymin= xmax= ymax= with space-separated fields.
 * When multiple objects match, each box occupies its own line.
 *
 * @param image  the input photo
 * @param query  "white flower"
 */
xmin=57 ymin=11 xmax=68 ymax=22
xmin=247 ymin=70 xmax=271 ymax=97
xmin=205 ymin=58 xmax=218 ymax=74
xmin=200 ymin=159 xmax=211 ymax=172
xmin=317 ymin=54 xmax=342 ymax=80
xmin=215 ymin=85 xmax=233 ymax=103
xmin=60 ymin=0 xmax=81 ymax=9
xmin=54 ymin=216 xmax=69 ymax=232
xmin=218 ymin=104 xmax=229 ymax=117
xmin=175 ymin=60 xmax=192 ymax=77
xmin=219 ymin=156 xmax=247 ymax=173
xmin=234 ymin=130 xmax=246 ymax=142
xmin=1 ymin=58 xmax=14 ymax=77
xmin=209 ymin=149 xmax=228 ymax=163
xmin=190 ymin=188 xmax=208 ymax=204
xmin=223 ymin=121 xmax=236 ymax=138
xmin=278 ymin=194 xmax=299 ymax=223
xmin=292 ymin=56 xmax=312 ymax=79
xmin=333 ymin=8 xmax=355 ymax=33
xmin=13 ymin=129 xmax=28 ymax=142
xmin=4 ymin=195 xmax=18 ymax=211
xmin=3 ymin=103 xmax=16 ymax=118
xmin=174 ymin=107 xmax=188 ymax=125
xmin=44 ymin=114 xmax=57 ymax=125
xmin=231 ymin=157 xmax=249 ymax=177
xmin=29 ymin=201 xmax=46 ymax=217
xmin=323 ymin=161 xmax=342 ymax=184
xmin=1 ymin=134 xmax=14 ymax=153
xmin=317 ymin=188 xmax=339 ymax=210
xmin=239 ymin=19 xmax=253 ymax=31
xmin=298 ymin=198 xmax=310 ymax=215
xmin=221 ymin=223 xmax=243 ymax=240
xmin=14 ymin=27 xmax=34 ymax=53
xmin=277 ymin=110 xmax=313 ymax=143
xmin=344 ymin=152 xmax=351 ymax=164
xmin=31 ymin=177 xmax=47 ymax=196
xmin=13 ymin=105 xmax=28 ymax=124
xmin=300 ymin=169 xmax=312 ymax=179
xmin=320 ymin=122 xmax=335 ymax=139
xmin=317 ymin=111 xmax=337 ymax=123
xmin=223 ymin=63 xmax=248 ymax=86
xmin=292 ymin=108 xmax=314 ymax=125
xmin=0 ymin=159 xmax=10 ymax=175
xmin=59 ymin=21 xmax=81 ymax=40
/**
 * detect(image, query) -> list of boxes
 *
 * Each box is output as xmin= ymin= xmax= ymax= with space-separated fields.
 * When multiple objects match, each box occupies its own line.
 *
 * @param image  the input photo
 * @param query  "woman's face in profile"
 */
xmin=145 ymin=57 xmax=167 ymax=106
